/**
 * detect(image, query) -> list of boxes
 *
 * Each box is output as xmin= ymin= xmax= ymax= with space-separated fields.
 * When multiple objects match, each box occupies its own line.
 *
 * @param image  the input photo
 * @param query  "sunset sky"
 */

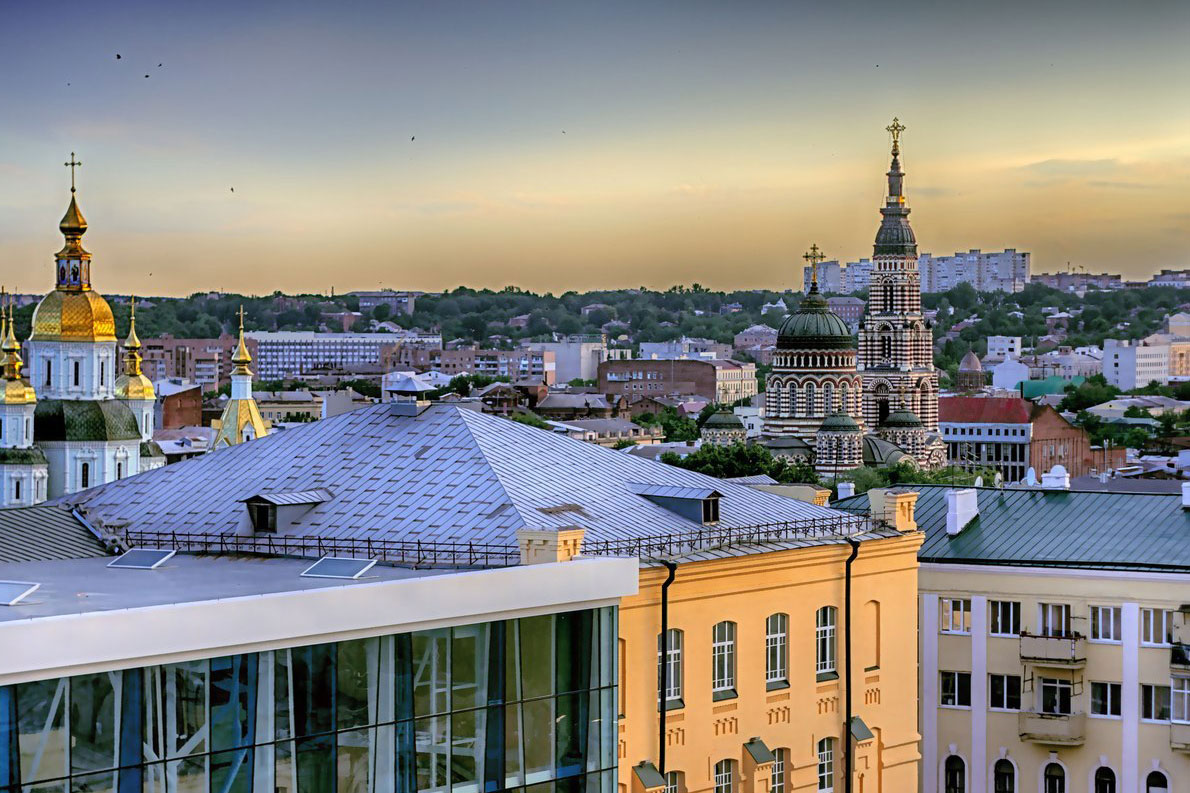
xmin=1 ymin=0 xmax=1188 ymax=296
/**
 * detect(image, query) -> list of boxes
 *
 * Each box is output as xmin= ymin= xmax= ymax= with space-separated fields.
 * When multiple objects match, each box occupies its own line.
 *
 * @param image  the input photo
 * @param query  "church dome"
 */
xmin=874 ymin=217 xmax=916 ymax=256
xmin=819 ymin=411 xmax=861 ymax=433
xmin=882 ymin=406 xmax=923 ymax=429
xmin=777 ymin=290 xmax=854 ymax=350
xmin=862 ymin=434 xmax=911 ymax=467
xmin=115 ymin=372 xmax=155 ymax=401
xmin=703 ymin=410 xmax=744 ymax=429
xmin=30 ymin=289 xmax=117 ymax=343
xmin=34 ymin=399 xmax=141 ymax=442
xmin=959 ymin=351 xmax=983 ymax=372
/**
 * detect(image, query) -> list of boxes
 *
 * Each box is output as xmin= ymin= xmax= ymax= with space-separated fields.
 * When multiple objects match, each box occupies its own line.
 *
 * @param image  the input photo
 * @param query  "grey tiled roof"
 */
xmin=0 ymin=504 xmax=108 ymax=563
xmin=63 ymin=403 xmax=842 ymax=546
xmin=245 ymin=489 xmax=334 ymax=506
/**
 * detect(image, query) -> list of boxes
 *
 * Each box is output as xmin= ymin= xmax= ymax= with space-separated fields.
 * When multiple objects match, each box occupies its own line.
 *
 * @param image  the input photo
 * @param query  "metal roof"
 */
xmin=242 ymin=489 xmax=334 ymax=506
xmin=62 ymin=403 xmax=843 ymax=548
xmin=0 ymin=504 xmax=108 ymax=563
xmin=627 ymin=483 xmax=721 ymax=500
xmin=834 ymin=485 xmax=1190 ymax=572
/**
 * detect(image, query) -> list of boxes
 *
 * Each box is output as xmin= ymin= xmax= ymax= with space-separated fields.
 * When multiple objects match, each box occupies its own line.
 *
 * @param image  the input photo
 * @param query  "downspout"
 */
xmin=844 ymin=537 xmax=861 ymax=793
xmin=658 ymin=560 xmax=677 ymax=775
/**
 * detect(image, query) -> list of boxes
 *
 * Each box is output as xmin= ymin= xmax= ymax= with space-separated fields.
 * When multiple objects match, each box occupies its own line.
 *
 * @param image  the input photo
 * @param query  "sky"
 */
xmin=0 ymin=0 xmax=1188 ymax=297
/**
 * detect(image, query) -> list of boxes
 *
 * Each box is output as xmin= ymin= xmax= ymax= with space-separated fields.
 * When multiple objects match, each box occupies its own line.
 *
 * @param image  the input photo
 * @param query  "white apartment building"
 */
xmin=834 ymin=485 xmax=1190 ymax=793
xmin=1104 ymin=339 xmax=1170 ymax=391
xmin=987 ymin=336 xmax=1023 ymax=363
xmin=919 ymin=249 xmax=1030 ymax=294
xmin=801 ymin=259 xmax=843 ymax=293
xmin=245 ymin=331 xmax=412 ymax=379
xmin=524 ymin=335 xmax=608 ymax=382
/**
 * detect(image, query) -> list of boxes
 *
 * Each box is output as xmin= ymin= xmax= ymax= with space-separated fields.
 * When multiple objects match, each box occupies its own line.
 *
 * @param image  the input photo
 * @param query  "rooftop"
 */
xmin=0 ymin=504 xmax=107 ymax=563
xmin=834 ymin=485 xmax=1190 ymax=572
xmin=939 ymin=396 xmax=1034 ymax=424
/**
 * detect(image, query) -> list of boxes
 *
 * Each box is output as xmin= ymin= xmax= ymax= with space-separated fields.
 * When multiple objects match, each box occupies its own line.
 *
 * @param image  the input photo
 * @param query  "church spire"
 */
xmin=55 ymin=153 xmax=93 ymax=291
xmin=803 ymin=243 xmax=826 ymax=295
xmin=873 ymin=118 xmax=917 ymax=257
xmin=123 ymin=297 xmax=144 ymax=377
xmin=4 ymin=296 xmax=24 ymax=381
xmin=231 ymin=305 xmax=253 ymax=375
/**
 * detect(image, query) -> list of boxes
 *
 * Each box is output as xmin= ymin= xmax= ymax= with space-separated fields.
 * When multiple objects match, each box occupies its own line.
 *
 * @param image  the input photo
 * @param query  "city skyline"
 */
xmin=1 ymin=0 xmax=1188 ymax=297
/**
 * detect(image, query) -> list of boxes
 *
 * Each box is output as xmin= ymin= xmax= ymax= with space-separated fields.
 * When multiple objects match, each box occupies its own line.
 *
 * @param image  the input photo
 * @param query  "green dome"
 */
xmin=862 ymin=434 xmax=910 ymax=467
xmin=35 ymin=399 xmax=141 ymax=443
xmin=0 ymin=447 xmax=48 ymax=466
xmin=140 ymin=440 xmax=167 ymax=459
xmin=882 ymin=407 xmax=923 ymax=429
xmin=703 ymin=410 xmax=744 ymax=429
xmin=818 ymin=412 xmax=861 ymax=433
xmin=777 ymin=287 xmax=854 ymax=350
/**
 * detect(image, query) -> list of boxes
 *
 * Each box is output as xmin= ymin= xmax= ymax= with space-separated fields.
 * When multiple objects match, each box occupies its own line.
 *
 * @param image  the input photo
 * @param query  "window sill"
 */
xmin=1088 ymin=639 xmax=1122 ymax=645
xmin=939 ymin=705 xmax=972 ymax=710
xmin=658 ymin=698 xmax=684 ymax=712
xmin=988 ymin=707 xmax=1021 ymax=713
xmin=1140 ymin=718 xmax=1171 ymax=725
xmin=939 ymin=630 xmax=971 ymax=637
xmin=766 ymin=680 xmax=790 ymax=692
xmin=712 ymin=689 xmax=737 ymax=702
xmin=863 ymin=665 xmax=880 ymax=673
xmin=816 ymin=671 xmax=839 ymax=683
xmin=1089 ymin=713 xmax=1121 ymax=720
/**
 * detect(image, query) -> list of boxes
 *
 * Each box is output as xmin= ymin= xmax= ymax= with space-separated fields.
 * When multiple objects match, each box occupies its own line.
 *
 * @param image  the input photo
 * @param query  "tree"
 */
xmin=660 ymin=443 xmax=820 ymax=485
xmin=371 ymin=303 xmax=392 ymax=322
xmin=613 ymin=438 xmax=637 ymax=449
xmin=1057 ymin=374 xmax=1120 ymax=413
xmin=507 ymin=411 xmax=549 ymax=429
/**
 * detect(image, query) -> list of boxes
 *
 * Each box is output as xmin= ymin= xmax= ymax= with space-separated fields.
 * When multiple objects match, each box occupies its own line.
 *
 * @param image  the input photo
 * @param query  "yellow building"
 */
xmin=618 ymin=488 xmax=924 ymax=793
xmin=834 ymin=484 xmax=1190 ymax=793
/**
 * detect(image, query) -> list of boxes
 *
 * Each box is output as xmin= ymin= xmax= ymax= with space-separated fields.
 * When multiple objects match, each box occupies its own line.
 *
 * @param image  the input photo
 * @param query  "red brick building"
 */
xmin=597 ymin=359 xmax=757 ymax=404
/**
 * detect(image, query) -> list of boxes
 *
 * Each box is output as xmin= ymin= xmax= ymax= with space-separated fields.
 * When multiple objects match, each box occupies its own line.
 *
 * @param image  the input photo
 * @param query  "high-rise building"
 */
xmin=855 ymin=120 xmax=945 ymax=468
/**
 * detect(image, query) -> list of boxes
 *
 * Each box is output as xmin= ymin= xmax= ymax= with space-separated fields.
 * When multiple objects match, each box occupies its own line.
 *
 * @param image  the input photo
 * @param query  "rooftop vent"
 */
xmin=1182 ymin=481 xmax=1190 ymax=510
xmin=628 ymin=482 xmax=721 ymax=525
xmin=241 ymin=489 xmax=332 ymax=533
xmin=946 ymin=489 xmax=978 ymax=536
xmin=0 ymin=580 xmax=39 ymax=606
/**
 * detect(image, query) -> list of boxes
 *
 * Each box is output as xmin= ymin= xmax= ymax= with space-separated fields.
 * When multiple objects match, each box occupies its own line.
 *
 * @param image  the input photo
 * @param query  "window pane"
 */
xmin=70 ymin=673 xmax=118 ymax=774
xmin=16 ymin=678 xmax=69 ymax=784
xmin=413 ymin=630 xmax=450 ymax=717
xmin=520 ymin=616 xmax=555 ymax=701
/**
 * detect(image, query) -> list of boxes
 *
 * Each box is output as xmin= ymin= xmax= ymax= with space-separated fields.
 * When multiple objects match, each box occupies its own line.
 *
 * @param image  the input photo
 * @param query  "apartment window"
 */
xmin=816 ymin=738 xmax=834 ymax=793
xmin=657 ymin=629 xmax=683 ymax=707
xmin=770 ymin=749 xmax=787 ymax=793
xmin=940 ymin=598 xmax=972 ymax=634
xmin=711 ymin=621 xmax=736 ymax=698
xmin=940 ymin=671 xmax=971 ymax=708
xmin=944 ymin=755 xmax=965 ymax=793
xmin=1174 ymin=677 xmax=1190 ymax=723
xmin=989 ymin=601 xmax=1020 ymax=636
xmin=665 ymin=772 xmax=682 ymax=793
xmin=1142 ymin=684 xmax=1171 ymax=721
xmin=1044 ymin=764 xmax=1065 ymax=793
xmin=993 ymin=760 xmax=1015 ymax=793
xmin=1146 ymin=771 xmax=1169 ymax=792
xmin=1095 ymin=768 xmax=1116 ymax=793
xmin=1091 ymin=606 xmax=1122 ymax=642
xmin=1039 ymin=603 xmax=1072 ymax=637
xmin=1141 ymin=608 xmax=1173 ymax=645
xmin=1040 ymin=677 xmax=1072 ymax=715
xmin=714 ymin=760 xmax=735 ymax=793
xmin=989 ymin=674 xmax=1021 ymax=710
xmin=816 ymin=607 xmax=837 ymax=677
xmin=1091 ymin=682 xmax=1122 ymax=717
xmin=765 ymin=613 xmax=788 ymax=687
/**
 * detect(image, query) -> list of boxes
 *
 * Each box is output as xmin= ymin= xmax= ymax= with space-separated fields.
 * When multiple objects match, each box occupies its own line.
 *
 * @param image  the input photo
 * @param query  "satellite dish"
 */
xmin=974 ymin=476 xmax=984 ymax=488
xmin=1049 ymin=463 xmax=1067 ymax=477
xmin=1025 ymin=467 xmax=1038 ymax=486
xmin=994 ymin=471 xmax=1004 ymax=488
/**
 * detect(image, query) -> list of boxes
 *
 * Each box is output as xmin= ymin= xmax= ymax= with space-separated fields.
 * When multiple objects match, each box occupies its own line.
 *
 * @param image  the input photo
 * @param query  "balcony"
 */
xmin=1172 ymin=722 xmax=1190 ymax=752
xmin=1172 ymin=643 xmax=1190 ymax=671
xmin=1018 ymin=711 xmax=1086 ymax=745
xmin=1020 ymin=632 xmax=1086 ymax=667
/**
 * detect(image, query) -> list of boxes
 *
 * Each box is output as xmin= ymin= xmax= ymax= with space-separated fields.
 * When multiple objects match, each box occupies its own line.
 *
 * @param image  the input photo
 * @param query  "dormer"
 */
xmin=241 ymin=489 xmax=333 ymax=533
xmin=628 ymin=483 xmax=721 ymax=525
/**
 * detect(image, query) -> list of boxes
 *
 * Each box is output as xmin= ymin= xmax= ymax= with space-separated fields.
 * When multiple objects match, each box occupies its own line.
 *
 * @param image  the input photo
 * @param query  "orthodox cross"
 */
xmin=64 ymin=153 xmax=82 ymax=192
xmin=803 ymin=244 xmax=826 ymax=287
xmin=238 ymin=305 xmax=246 ymax=331
xmin=886 ymin=118 xmax=906 ymax=154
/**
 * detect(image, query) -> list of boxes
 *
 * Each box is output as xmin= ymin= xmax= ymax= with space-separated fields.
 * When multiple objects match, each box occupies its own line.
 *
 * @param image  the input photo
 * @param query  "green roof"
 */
xmin=820 ymin=412 xmax=861 ymax=432
xmin=776 ymin=289 xmax=855 ymax=350
xmin=834 ymin=485 xmax=1190 ymax=572
xmin=0 ymin=447 xmax=48 ymax=466
xmin=140 ymin=440 xmax=167 ymax=458
xmin=882 ymin=407 xmax=923 ymax=429
xmin=34 ymin=399 xmax=142 ymax=443
xmin=862 ymin=435 xmax=909 ymax=467
xmin=704 ymin=410 xmax=744 ymax=429
xmin=1019 ymin=375 xmax=1084 ymax=399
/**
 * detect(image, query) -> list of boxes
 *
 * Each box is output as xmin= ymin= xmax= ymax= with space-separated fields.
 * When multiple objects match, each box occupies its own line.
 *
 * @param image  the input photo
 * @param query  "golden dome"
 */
xmin=115 ymin=371 xmax=155 ymax=401
xmin=60 ymin=195 xmax=87 ymax=237
xmin=30 ymin=289 xmax=117 ymax=342
xmin=0 ymin=377 xmax=37 ymax=405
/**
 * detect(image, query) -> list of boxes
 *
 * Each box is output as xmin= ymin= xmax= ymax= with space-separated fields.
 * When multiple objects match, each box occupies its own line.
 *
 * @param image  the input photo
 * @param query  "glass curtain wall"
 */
xmin=0 ymin=607 xmax=618 ymax=793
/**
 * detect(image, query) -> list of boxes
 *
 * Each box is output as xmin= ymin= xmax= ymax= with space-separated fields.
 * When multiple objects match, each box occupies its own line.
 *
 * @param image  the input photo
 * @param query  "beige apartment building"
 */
xmin=835 ymin=485 xmax=1190 ymax=793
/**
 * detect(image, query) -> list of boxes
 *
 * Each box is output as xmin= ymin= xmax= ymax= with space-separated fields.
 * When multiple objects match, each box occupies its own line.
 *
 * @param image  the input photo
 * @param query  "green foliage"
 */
xmin=612 ymin=438 xmax=637 ymax=449
xmin=1057 ymin=374 xmax=1120 ymax=413
xmin=447 ymin=373 xmax=509 ymax=395
xmin=660 ymin=443 xmax=821 ymax=485
xmin=635 ymin=406 xmax=698 ymax=442
xmin=840 ymin=463 xmax=995 ymax=495
xmin=339 ymin=379 xmax=382 ymax=399
xmin=567 ymin=378 xmax=597 ymax=387
xmin=506 ymin=411 xmax=550 ymax=429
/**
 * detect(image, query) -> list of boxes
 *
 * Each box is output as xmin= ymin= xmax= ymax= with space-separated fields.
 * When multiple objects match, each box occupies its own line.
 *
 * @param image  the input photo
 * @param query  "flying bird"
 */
xmin=230 ymin=187 xmax=235 ymax=193
xmin=411 ymin=136 xmax=415 ymax=141
xmin=158 ymin=63 xmax=163 ymax=67
xmin=144 ymin=74 xmax=150 ymax=78
xmin=115 ymin=53 xmax=121 ymax=60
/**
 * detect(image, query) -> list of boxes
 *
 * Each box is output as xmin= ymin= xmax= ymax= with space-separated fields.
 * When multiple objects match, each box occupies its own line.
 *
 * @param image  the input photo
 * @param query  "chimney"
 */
xmin=517 ymin=526 xmax=586 ymax=565
xmin=868 ymin=488 xmax=919 ymax=533
xmin=1182 ymin=482 xmax=1190 ymax=510
xmin=946 ymin=489 xmax=979 ymax=536
xmin=837 ymin=482 xmax=856 ymax=499
xmin=1040 ymin=464 xmax=1070 ymax=490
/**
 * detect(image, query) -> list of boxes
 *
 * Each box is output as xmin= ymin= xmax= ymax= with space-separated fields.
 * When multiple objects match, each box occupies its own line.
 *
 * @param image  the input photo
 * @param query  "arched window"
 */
xmin=44 ymin=359 xmax=52 ymax=387
xmin=116 ymin=462 xmax=123 ymax=480
xmin=823 ymin=383 xmax=834 ymax=414
xmin=881 ymin=335 xmax=892 ymax=359
xmin=1095 ymin=767 xmax=1116 ymax=793
xmin=944 ymin=756 xmax=965 ymax=793
xmin=1043 ymin=763 xmax=1065 ymax=793
xmin=657 ymin=629 xmax=682 ymax=706
xmin=770 ymin=748 xmax=787 ymax=793
xmin=714 ymin=760 xmax=735 ymax=793
xmin=993 ymin=760 xmax=1014 ymax=793
xmin=816 ymin=607 xmax=837 ymax=676
xmin=665 ymin=771 xmax=683 ymax=793
xmin=711 ymin=621 xmax=736 ymax=696
xmin=100 ymin=360 xmax=105 ymax=387
xmin=766 ymin=613 xmax=788 ymax=685
xmin=1146 ymin=771 xmax=1169 ymax=792
xmin=883 ymin=282 xmax=893 ymax=311
xmin=80 ymin=462 xmax=90 ymax=490
xmin=816 ymin=738 xmax=834 ymax=792
xmin=806 ymin=383 xmax=816 ymax=415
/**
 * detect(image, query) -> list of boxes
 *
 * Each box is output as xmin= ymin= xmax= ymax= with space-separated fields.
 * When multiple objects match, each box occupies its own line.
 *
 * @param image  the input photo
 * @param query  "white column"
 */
xmin=970 ymin=596 xmax=988 ymax=793
xmin=1122 ymin=602 xmax=1139 ymax=793
xmin=922 ymin=593 xmax=939 ymax=793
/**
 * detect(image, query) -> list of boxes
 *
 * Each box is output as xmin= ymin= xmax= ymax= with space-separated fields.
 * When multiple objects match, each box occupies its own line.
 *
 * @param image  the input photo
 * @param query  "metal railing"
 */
xmin=122 ymin=530 xmax=520 ymax=569
xmin=1019 ymin=632 xmax=1086 ymax=665
xmin=581 ymin=515 xmax=870 ymax=559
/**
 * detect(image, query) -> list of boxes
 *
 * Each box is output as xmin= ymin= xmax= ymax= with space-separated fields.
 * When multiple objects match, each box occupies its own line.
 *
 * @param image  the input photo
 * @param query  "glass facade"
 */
xmin=0 ymin=608 xmax=618 ymax=793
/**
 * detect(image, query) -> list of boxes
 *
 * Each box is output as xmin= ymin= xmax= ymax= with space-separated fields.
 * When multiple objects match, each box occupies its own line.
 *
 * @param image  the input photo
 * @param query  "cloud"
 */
xmin=1087 ymin=180 xmax=1152 ymax=190
xmin=1020 ymin=158 xmax=1120 ymax=176
xmin=913 ymin=186 xmax=959 ymax=198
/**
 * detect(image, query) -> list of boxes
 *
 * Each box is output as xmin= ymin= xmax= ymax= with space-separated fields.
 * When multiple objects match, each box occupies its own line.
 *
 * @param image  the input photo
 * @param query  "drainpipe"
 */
xmin=844 ymin=538 xmax=861 ymax=793
xmin=658 ymin=560 xmax=677 ymax=775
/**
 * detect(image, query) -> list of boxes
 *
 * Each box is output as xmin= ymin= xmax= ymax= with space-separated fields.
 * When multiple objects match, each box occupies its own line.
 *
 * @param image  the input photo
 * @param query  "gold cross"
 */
xmin=64 ymin=152 xmax=82 ymax=193
xmin=803 ymin=243 xmax=826 ymax=286
xmin=886 ymin=118 xmax=905 ymax=152
xmin=238 ymin=305 xmax=246 ymax=331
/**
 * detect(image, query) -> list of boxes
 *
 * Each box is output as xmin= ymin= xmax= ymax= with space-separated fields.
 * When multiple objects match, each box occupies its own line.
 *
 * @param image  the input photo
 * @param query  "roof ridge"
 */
xmin=452 ymin=406 xmax=534 ymax=531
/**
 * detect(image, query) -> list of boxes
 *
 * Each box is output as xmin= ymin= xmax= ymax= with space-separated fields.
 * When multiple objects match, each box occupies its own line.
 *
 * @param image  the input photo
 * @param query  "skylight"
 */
xmin=108 ymin=549 xmax=176 ymax=570
xmin=0 ymin=581 xmax=39 ymax=606
xmin=300 ymin=556 xmax=377 ymax=579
